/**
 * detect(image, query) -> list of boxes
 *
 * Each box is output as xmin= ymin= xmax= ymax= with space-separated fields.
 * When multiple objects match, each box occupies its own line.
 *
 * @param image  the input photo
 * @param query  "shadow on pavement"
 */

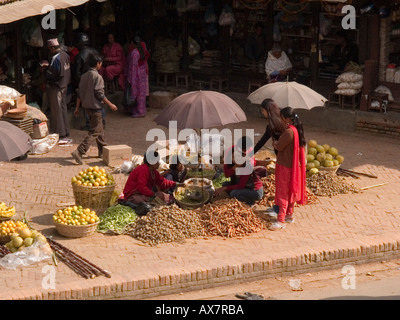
xmin=31 ymin=213 xmax=54 ymax=226
xmin=20 ymin=156 xmax=78 ymax=166
xmin=321 ymin=295 xmax=400 ymax=300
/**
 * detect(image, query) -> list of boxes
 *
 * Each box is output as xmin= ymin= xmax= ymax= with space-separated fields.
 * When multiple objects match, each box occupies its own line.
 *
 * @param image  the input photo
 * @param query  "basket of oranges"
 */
xmin=0 ymin=220 xmax=29 ymax=244
xmin=53 ymin=206 xmax=100 ymax=238
xmin=71 ymin=166 xmax=116 ymax=215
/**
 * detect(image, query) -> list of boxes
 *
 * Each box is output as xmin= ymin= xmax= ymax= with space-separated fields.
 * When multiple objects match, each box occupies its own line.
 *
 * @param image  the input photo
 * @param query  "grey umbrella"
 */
xmin=154 ymin=90 xmax=247 ymax=129
xmin=153 ymin=91 xmax=248 ymax=196
xmin=0 ymin=121 xmax=32 ymax=161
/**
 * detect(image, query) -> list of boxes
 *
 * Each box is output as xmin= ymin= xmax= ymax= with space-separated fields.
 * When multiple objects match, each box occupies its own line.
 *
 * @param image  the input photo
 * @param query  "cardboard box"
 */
xmin=103 ymin=145 xmax=132 ymax=166
xmin=31 ymin=122 xmax=49 ymax=139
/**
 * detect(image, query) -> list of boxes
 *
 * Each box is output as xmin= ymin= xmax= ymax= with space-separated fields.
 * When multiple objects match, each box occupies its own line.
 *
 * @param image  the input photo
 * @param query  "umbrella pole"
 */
xmin=200 ymin=130 xmax=205 ymax=200
xmin=196 ymin=128 xmax=205 ymax=200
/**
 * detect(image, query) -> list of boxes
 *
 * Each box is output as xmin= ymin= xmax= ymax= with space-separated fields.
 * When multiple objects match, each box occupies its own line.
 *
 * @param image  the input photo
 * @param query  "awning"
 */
xmin=0 ymin=0 xmax=90 ymax=24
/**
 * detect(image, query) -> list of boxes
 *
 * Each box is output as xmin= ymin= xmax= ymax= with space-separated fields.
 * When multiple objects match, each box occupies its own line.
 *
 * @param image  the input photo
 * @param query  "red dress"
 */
xmin=99 ymin=42 xmax=126 ymax=89
xmin=274 ymin=125 xmax=307 ymax=222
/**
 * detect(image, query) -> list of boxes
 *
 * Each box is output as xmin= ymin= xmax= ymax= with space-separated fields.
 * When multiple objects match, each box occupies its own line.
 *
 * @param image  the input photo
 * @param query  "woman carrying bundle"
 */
xmin=269 ymin=107 xmax=307 ymax=231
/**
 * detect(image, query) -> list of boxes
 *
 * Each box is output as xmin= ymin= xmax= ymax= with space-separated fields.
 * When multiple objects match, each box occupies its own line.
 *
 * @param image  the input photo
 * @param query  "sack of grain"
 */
xmin=334 ymin=88 xmax=361 ymax=96
xmin=337 ymin=81 xmax=363 ymax=90
xmin=335 ymin=72 xmax=363 ymax=84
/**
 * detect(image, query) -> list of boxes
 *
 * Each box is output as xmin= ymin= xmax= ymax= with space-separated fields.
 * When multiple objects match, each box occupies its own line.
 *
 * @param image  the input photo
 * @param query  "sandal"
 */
xmin=268 ymin=222 xmax=286 ymax=231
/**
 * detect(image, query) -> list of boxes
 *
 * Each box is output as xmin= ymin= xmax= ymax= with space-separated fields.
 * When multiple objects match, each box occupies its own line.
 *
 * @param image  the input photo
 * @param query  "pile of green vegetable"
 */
xmin=97 ymin=204 xmax=137 ymax=234
xmin=212 ymin=173 xmax=230 ymax=188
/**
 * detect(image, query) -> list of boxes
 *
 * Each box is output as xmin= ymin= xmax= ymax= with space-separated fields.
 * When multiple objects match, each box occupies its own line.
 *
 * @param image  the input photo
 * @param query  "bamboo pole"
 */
xmin=340 ymin=168 xmax=378 ymax=179
xmin=47 ymin=238 xmax=111 ymax=278
xmin=360 ymin=183 xmax=388 ymax=190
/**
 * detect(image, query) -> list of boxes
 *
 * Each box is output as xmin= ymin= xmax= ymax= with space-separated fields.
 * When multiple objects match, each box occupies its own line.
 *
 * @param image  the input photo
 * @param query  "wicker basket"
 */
xmin=174 ymin=186 xmax=210 ymax=210
xmin=72 ymin=183 xmax=116 ymax=215
xmin=5 ymin=107 xmax=28 ymax=119
xmin=318 ymin=164 xmax=341 ymax=175
xmin=54 ymin=221 xmax=99 ymax=238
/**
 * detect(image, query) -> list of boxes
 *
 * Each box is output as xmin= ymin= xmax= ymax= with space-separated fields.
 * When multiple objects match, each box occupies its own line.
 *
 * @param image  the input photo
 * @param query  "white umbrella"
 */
xmin=247 ymin=81 xmax=327 ymax=110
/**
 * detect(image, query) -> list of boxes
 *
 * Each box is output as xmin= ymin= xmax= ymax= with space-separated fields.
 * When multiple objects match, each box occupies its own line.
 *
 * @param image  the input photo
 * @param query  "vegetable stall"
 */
xmin=0 ymin=135 xmax=374 ymax=278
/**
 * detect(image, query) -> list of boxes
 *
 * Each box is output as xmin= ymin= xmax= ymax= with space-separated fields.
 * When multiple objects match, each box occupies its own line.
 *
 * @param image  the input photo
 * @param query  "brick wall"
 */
xmin=356 ymin=120 xmax=400 ymax=137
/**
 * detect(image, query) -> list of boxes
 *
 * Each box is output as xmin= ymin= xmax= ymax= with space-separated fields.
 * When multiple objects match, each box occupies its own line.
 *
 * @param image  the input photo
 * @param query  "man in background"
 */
xmin=245 ymin=22 xmax=267 ymax=63
xmin=330 ymin=30 xmax=358 ymax=71
xmin=45 ymin=38 xmax=71 ymax=140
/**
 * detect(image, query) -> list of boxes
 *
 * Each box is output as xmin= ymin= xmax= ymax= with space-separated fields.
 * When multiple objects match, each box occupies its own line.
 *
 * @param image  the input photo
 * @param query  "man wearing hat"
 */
xmin=45 ymin=38 xmax=71 ymax=140
xmin=73 ymin=33 xmax=99 ymax=86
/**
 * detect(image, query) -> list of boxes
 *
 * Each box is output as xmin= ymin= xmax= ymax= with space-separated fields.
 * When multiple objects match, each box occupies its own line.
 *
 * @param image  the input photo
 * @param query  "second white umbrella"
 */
xmin=247 ymin=81 xmax=327 ymax=110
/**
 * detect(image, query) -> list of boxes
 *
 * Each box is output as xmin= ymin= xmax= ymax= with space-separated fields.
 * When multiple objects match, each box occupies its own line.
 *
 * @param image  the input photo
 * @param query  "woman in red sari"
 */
xmin=100 ymin=33 xmax=125 ymax=91
xmin=269 ymin=107 xmax=307 ymax=231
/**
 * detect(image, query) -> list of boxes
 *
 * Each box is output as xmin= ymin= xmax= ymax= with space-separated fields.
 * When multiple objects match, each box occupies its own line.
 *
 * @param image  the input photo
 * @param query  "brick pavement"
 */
xmin=0 ymin=100 xmax=400 ymax=300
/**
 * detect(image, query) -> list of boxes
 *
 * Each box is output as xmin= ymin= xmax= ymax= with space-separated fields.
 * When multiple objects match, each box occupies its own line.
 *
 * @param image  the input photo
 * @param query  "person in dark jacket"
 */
xmin=72 ymin=33 xmax=99 ymax=86
xmin=45 ymin=38 xmax=71 ymax=140
xmin=162 ymin=155 xmax=188 ymax=183
xmin=71 ymin=54 xmax=117 ymax=165
xmin=245 ymin=22 xmax=267 ymax=62
xmin=330 ymin=30 xmax=359 ymax=71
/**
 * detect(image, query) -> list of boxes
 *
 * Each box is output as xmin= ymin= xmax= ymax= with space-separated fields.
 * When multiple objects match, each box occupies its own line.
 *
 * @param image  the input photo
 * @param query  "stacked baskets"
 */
xmin=72 ymin=183 xmax=116 ymax=215
xmin=53 ymin=167 xmax=116 ymax=238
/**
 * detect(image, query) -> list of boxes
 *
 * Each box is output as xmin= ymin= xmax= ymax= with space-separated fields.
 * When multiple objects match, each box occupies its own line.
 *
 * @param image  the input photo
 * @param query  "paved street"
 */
xmin=0 ymin=101 xmax=400 ymax=300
